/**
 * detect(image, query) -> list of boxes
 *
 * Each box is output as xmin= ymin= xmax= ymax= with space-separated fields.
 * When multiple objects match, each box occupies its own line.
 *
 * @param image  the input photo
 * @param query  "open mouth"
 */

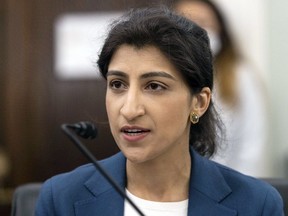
xmin=120 ymin=126 xmax=150 ymax=142
xmin=122 ymin=128 xmax=150 ymax=136
xmin=121 ymin=126 xmax=151 ymax=135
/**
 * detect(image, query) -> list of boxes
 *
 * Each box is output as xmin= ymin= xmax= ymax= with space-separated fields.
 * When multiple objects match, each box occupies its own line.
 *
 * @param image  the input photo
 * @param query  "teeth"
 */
xmin=125 ymin=130 xmax=142 ymax=136
xmin=127 ymin=132 xmax=142 ymax=136
xmin=125 ymin=129 xmax=142 ymax=133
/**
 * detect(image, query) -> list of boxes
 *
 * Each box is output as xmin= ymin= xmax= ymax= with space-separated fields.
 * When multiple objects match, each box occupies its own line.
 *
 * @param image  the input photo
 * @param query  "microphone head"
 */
xmin=72 ymin=121 xmax=97 ymax=139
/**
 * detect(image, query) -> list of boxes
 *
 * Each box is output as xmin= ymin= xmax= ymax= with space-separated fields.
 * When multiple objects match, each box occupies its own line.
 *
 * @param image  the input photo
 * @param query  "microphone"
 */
xmin=65 ymin=121 xmax=97 ymax=139
xmin=61 ymin=122 xmax=145 ymax=216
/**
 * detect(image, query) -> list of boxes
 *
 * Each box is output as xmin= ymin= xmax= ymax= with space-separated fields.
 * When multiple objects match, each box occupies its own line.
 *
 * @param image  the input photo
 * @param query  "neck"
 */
xmin=126 ymin=150 xmax=191 ymax=202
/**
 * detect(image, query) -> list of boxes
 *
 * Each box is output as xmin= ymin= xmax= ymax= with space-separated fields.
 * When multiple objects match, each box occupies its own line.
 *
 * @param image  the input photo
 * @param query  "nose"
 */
xmin=120 ymin=89 xmax=145 ymax=121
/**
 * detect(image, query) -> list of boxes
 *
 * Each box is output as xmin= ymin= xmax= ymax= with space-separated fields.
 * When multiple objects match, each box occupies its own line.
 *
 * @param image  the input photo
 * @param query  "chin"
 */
xmin=125 ymin=153 xmax=146 ymax=164
xmin=123 ymin=149 xmax=151 ymax=164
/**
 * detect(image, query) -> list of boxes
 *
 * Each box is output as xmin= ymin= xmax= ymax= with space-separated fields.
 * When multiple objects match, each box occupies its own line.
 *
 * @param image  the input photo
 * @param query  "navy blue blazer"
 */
xmin=35 ymin=150 xmax=284 ymax=215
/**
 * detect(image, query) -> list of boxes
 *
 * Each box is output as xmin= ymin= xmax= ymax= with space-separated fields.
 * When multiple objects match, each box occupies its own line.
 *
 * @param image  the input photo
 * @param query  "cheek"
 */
xmin=106 ymin=96 xmax=119 ymax=136
xmin=153 ymin=99 xmax=191 ymax=129
xmin=164 ymin=109 xmax=189 ymax=128
xmin=105 ymin=94 xmax=116 ymax=120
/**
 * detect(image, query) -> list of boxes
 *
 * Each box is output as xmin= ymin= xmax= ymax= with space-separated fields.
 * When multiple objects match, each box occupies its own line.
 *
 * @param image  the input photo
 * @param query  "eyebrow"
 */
xmin=107 ymin=70 xmax=176 ymax=80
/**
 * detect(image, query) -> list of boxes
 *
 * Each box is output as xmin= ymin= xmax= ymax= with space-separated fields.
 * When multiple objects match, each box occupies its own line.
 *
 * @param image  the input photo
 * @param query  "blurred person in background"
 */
xmin=173 ymin=0 xmax=271 ymax=177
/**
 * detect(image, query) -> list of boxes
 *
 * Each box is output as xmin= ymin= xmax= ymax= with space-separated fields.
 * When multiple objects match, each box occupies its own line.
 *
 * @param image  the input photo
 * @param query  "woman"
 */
xmin=35 ymin=7 xmax=283 ymax=215
xmin=173 ymin=0 xmax=270 ymax=177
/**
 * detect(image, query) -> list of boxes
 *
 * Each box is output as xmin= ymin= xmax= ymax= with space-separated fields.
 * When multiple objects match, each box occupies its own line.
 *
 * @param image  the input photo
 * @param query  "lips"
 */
xmin=121 ymin=128 xmax=149 ymax=135
xmin=120 ymin=126 xmax=150 ymax=141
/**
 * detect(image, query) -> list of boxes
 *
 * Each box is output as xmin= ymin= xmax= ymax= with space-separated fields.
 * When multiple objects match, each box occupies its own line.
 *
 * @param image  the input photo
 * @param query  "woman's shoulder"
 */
xmin=35 ymin=152 xmax=125 ymax=215
xmin=192 ymin=151 xmax=283 ymax=214
xmin=42 ymin=152 xmax=124 ymax=192
xmin=215 ymin=162 xmax=283 ymax=205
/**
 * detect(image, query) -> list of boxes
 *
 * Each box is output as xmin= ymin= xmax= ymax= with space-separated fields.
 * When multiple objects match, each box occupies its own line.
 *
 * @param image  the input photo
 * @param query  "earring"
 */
xmin=190 ymin=112 xmax=199 ymax=124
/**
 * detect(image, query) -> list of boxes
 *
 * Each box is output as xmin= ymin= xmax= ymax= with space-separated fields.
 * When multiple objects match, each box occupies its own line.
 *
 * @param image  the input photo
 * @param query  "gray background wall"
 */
xmin=267 ymin=0 xmax=288 ymax=177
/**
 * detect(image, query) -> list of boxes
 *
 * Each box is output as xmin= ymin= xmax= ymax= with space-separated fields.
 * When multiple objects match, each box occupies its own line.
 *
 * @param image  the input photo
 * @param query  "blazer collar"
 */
xmin=74 ymin=153 xmax=126 ymax=216
xmin=188 ymin=150 xmax=237 ymax=215
xmin=74 ymin=150 xmax=237 ymax=216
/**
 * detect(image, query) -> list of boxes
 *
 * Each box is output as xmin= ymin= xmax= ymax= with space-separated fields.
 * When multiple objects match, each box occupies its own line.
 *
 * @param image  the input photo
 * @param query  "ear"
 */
xmin=191 ymin=87 xmax=211 ymax=117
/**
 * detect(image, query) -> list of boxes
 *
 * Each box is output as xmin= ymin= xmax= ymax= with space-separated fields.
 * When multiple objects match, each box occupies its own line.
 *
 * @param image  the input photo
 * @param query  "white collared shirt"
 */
xmin=124 ymin=189 xmax=188 ymax=216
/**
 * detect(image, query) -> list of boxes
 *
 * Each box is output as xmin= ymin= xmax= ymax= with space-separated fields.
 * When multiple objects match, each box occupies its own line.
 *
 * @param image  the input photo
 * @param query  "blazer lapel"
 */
xmin=188 ymin=150 xmax=237 ymax=216
xmin=73 ymin=150 xmax=238 ymax=216
xmin=74 ymin=153 xmax=127 ymax=216
xmin=74 ymin=190 xmax=124 ymax=216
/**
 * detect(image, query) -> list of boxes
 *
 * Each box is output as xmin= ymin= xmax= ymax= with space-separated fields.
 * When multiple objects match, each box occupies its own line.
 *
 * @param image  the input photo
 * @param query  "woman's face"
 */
xmin=175 ymin=1 xmax=222 ymax=55
xmin=174 ymin=1 xmax=220 ymax=34
xmin=106 ymin=45 xmax=196 ymax=164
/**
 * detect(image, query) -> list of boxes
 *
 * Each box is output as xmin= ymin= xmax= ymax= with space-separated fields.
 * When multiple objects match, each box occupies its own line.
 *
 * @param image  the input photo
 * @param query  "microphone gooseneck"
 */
xmin=66 ymin=121 xmax=97 ymax=139
xmin=61 ymin=122 xmax=145 ymax=216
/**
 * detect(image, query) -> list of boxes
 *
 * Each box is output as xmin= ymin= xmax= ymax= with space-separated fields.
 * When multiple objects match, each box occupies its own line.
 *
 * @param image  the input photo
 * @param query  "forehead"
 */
xmin=108 ymin=44 xmax=180 ymax=77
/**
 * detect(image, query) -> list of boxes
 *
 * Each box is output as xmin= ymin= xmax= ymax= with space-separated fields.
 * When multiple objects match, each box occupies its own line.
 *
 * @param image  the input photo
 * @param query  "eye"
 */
xmin=146 ymin=82 xmax=167 ymax=91
xmin=109 ymin=80 xmax=126 ymax=90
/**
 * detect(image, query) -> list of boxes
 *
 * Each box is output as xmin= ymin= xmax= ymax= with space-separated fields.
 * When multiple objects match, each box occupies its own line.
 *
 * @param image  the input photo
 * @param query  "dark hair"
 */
xmin=97 ymin=6 xmax=221 ymax=157
xmin=173 ymin=0 xmax=240 ymax=104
